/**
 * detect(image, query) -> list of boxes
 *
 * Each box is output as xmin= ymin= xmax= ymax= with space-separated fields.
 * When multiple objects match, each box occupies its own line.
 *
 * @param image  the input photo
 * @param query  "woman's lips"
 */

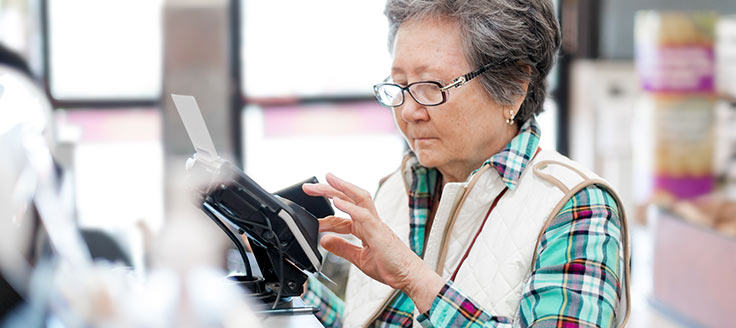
xmin=413 ymin=137 xmax=436 ymax=145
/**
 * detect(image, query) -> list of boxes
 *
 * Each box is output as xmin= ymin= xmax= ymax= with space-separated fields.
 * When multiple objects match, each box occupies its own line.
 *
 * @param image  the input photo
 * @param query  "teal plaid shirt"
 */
xmin=303 ymin=117 xmax=624 ymax=327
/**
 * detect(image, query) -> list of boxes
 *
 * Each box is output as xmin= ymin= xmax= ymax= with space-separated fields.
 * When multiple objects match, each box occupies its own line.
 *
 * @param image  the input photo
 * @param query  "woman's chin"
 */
xmin=414 ymin=151 xmax=442 ymax=168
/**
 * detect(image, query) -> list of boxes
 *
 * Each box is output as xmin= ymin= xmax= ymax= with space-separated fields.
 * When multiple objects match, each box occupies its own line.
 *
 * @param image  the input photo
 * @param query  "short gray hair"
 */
xmin=384 ymin=0 xmax=560 ymax=123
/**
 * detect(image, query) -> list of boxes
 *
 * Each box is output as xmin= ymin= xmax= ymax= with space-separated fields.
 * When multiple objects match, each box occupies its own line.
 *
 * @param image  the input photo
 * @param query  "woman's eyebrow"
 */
xmin=391 ymin=64 xmax=437 ymax=77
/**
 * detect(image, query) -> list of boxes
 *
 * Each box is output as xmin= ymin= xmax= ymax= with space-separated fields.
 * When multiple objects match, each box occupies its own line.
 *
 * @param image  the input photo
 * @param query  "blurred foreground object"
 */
xmin=0 ymin=63 xmax=262 ymax=327
xmin=651 ymin=207 xmax=736 ymax=327
xmin=652 ymin=192 xmax=736 ymax=238
xmin=715 ymin=16 xmax=736 ymax=200
xmin=714 ymin=101 xmax=736 ymax=200
xmin=569 ymin=61 xmax=639 ymax=223
xmin=0 ymin=61 xmax=89 ymax=293
xmin=716 ymin=15 xmax=736 ymax=100
xmin=635 ymin=11 xmax=717 ymax=200
xmin=635 ymin=14 xmax=736 ymax=327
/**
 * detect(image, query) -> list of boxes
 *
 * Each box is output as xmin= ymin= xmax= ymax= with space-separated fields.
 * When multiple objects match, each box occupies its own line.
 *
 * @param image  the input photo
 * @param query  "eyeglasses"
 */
xmin=372 ymin=61 xmax=502 ymax=108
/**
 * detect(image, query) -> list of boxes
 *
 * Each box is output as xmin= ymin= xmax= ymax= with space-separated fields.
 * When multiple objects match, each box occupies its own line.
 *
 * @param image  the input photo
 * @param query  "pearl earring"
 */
xmin=506 ymin=109 xmax=515 ymax=125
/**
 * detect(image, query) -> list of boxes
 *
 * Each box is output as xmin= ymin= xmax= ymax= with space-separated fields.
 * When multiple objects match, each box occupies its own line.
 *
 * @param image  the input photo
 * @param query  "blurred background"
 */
xmin=1 ymin=0 xmax=735 ymax=327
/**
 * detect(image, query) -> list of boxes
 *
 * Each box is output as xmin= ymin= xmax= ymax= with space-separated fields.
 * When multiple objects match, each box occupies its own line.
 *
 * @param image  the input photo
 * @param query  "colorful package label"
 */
xmin=651 ymin=95 xmax=715 ymax=199
xmin=655 ymin=176 xmax=714 ymax=199
xmin=637 ymin=45 xmax=715 ymax=93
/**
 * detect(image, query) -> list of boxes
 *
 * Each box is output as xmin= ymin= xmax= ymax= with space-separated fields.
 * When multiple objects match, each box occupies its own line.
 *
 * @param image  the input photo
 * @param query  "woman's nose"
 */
xmin=400 ymin=95 xmax=429 ymax=123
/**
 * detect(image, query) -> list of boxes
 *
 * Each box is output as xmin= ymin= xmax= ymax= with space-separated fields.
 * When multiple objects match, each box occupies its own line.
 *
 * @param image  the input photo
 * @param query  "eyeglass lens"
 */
xmin=408 ymin=83 xmax=443 ymax=105
xmin=375 ymin=82 xmax=444 ymax=107
xmin=375 ymin=84 xmax=403 ymax=107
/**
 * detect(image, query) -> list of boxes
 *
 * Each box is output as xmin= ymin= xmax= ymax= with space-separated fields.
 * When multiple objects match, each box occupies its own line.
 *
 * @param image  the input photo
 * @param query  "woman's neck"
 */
xmin=437 ymin=165 xmax=475 ymax=184
xmin=437 ymin=123 xmax=520 ymax=183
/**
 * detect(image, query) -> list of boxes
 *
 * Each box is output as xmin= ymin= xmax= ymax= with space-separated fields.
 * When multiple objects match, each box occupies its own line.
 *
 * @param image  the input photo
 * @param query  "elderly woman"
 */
xmin=302 ymin=0 xmax=630 ymax=327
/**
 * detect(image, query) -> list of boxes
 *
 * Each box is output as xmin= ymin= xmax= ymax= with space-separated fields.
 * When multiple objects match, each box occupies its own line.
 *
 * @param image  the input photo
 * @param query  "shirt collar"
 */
xmin=482 ymin=117 xmax=541 ymax=190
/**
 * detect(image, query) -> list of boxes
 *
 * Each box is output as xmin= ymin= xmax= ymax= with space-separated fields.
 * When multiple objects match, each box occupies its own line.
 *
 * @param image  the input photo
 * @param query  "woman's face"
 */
xmin=391 ymin=17 xmax=516 ymax=181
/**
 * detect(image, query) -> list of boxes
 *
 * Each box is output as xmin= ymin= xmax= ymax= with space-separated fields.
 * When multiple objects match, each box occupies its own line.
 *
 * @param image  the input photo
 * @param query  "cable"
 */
xmin=206 ymin=195 xmax=294 ymax=310
xmin=270 ymin=230 xmax=285 ymax=310
xmin=209 ymin=200 xmax=286 ymax=309
xmin=202 ymin=200 xmax=253 ymax=279
xmin=257 ymin=203 xmax=285 ymax=310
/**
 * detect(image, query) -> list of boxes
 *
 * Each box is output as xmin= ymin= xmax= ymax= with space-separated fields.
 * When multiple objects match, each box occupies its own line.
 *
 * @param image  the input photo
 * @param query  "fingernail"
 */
xmin=327 ymin=172 xmax=343 ymax=183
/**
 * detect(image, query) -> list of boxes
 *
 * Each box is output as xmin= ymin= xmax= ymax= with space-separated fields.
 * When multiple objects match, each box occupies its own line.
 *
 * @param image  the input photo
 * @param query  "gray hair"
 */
xmin=384 ymin=0 xmax=561 ymax=123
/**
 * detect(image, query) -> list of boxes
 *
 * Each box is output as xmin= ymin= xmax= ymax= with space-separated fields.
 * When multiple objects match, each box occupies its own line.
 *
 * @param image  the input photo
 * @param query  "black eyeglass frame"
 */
xmin=372 ymin=61 xmax=501 ymax=108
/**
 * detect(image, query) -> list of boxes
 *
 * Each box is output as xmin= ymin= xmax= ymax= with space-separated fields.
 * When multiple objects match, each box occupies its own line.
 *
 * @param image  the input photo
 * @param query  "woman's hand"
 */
xmin=302 ymin=173 xmax=445 ymax=312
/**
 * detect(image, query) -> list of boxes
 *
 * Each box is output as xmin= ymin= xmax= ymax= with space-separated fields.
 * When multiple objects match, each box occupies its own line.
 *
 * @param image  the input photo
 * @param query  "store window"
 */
xmin=240 ymin=0 xmax=404 ymax=193
xmin=45 ymin=0 xmax=164 ymax=233
xmin=56 ymin=108 xmax=164 ymax=231
xmin=47 ymin=0 xmax=162 ymax=101
xmin=241 ymin=0 xmax=390 ymax=98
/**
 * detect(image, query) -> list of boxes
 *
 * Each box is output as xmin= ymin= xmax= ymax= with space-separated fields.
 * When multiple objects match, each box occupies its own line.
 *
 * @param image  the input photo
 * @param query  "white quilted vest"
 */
xmin=342 ymin=150 xmax=630 ymax=327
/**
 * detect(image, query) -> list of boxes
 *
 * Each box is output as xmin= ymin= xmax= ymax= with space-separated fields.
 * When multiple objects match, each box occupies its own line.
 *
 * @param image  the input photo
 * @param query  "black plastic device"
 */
xmin=171 ymin=94 xmax=333 ymax=302
xmin=196 ymin=160 xmax=332 ymax=298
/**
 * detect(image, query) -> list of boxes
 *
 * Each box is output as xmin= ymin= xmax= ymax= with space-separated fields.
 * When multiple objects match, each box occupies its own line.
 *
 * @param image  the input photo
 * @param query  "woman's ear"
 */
xmin=515 ymin=65 xmax=532 ymax=108
xmin=512 ymin=64 xmax=532 ymax=109
xmin=513 ymin=80 xmax=530 ymax=110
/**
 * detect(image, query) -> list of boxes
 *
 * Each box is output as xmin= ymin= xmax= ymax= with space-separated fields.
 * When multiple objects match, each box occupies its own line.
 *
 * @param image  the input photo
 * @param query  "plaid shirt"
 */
xmin=304 ymin=117 xmax=624 ymax=328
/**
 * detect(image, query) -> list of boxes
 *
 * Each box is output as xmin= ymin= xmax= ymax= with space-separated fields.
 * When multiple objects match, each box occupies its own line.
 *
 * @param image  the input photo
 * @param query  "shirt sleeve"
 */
xmin=302 ymin=274 xmax=345 ymax=328
xmin=416 ymin=185 xmax=625 ymax=328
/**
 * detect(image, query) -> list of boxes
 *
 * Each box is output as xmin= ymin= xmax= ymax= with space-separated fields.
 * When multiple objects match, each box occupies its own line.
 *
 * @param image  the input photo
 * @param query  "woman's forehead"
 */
xmin=391 ymin=17 xmax=468 ymax=76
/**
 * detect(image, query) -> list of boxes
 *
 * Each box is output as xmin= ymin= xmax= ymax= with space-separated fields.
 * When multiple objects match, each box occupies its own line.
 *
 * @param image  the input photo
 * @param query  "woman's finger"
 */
xmin=320 ymin=234 xmax=362 ymax=266
xmin=326 ymin=173 xmax=373 ymax=204
xmin=332 ymin=198 xmax=372 ymax=224
xmin=318 ymin=216 xmax=352 ymax=234
xmin=302 ymin=183 xmax=354 ymax=204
